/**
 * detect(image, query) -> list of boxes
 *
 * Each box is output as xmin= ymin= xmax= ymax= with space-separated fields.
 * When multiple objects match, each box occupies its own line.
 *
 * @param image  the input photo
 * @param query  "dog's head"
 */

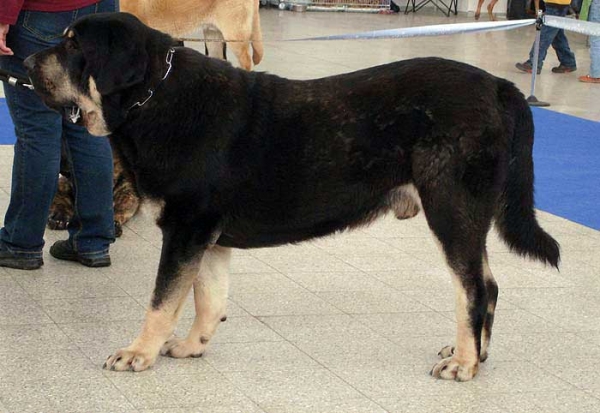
xmin=24 ymin=12 xmax=173 ymax=136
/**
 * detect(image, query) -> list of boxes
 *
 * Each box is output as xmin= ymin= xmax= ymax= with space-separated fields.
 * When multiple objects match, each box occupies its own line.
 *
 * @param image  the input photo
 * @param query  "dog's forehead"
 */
xmin=63 ymin=28 xmax=75 ymax=38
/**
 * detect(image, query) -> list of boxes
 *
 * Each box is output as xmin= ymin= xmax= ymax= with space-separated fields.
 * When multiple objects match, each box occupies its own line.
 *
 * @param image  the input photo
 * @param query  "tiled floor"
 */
xmin=1 ymin=8 xmax=600 ymax=413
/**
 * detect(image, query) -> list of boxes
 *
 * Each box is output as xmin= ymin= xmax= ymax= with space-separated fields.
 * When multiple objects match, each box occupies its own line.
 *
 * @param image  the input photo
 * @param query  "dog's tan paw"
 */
xmin=160 ymin=336 xmax=207 ymax=358
xmin=430 ymin=356 xmax=478 ymax=381
xmin=438 ymin=345 xmax=455 ymax=359
xmin=103 ymin=347 xmax=156 ymax=372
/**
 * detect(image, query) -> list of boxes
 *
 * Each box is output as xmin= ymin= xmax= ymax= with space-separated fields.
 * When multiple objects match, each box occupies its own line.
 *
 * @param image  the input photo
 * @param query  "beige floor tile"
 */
xmin=223 ymin=368 xmax=365 ymax=408
xmin=0 ymin=378 xmax=137 ymax=413
xmin=379 ymin=393 xmax=506 ymax=413
xmin=315 ymin=289 xmax=430 ymax=313
xmin=285 ymin=270 xmax=391 ymax=292
xmin=204 ymin=341 xmax=322 ymax=373
xmin=230 ymin=289 xmax=343 ymax=316
xmin=38 ymin=296 xmax=146 ymax=323
xmin=108 ymin=367 xmax=252 ymax=410
xmin=0 ymin=348 xmax=103 ymax=383
xmin=489 ymin=391 xmax=600 ymax=413
xmin=0 ymin=323 xmax=77 ymax=353
xmin=261 ymin=398 xmax=388 ymax=413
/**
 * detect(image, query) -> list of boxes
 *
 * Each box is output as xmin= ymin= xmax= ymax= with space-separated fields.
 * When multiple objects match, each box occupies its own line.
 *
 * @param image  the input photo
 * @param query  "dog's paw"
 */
xmin=103 ymin=347 xmax=156 ymax=372
xmin=430 ymin=356 xmax=478 ymax=381
xmin=438 ymin=345 xmax=455 ymax=359
xmin=47 ymin=214 xmax=70 ymax=230
xmin=160 ymin=336 xmax=208 ymax=358
xmin=114 ymin=221 xmax=123 ymax=237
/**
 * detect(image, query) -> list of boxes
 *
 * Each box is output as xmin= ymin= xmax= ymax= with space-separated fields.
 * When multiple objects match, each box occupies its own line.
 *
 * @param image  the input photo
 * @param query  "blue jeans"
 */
xmin=0 ymin=1 xmax=118 ymax=260
xmin=527 ymin=5 xmax=577 ymax=69
xmin=589 ymin=0 xmax=600 ymax=77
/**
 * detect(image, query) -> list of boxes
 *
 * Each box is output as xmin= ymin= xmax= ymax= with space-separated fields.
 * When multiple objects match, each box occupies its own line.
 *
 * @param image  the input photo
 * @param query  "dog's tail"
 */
xmin=495 ymin=83 xmax=560 ymax=269
xmin=251 ymin=0 xmax=264 ymax=65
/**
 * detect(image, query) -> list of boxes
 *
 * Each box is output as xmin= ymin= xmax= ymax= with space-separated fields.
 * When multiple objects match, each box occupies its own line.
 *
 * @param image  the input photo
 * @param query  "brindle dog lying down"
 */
xmin=25 ymin=12 xmax=560 ymax=381
xmin=48 ymin=144 xmax=140 ymax=237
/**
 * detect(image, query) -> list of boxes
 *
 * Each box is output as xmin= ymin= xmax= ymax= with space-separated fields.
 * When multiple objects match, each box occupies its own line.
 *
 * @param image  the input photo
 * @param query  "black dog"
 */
xmin=24 ymin=12 xmax=559 ymax=381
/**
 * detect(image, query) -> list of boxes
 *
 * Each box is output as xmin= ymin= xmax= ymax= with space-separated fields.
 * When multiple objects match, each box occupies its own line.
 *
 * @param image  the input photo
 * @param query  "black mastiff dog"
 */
xmin=24 ymin=12 xmax=560 ymax=381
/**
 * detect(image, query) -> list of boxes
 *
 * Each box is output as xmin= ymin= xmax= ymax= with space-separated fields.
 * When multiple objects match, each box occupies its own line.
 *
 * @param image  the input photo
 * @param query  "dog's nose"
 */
xmin=23 ymin=55 xmax=36 ymax=71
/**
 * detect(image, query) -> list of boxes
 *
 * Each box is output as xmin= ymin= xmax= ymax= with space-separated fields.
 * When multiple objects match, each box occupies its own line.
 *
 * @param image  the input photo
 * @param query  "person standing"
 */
xmin=0 ymin=0 xmax=118 ymax=270
xmin=515 ymin=0 xmax=577 ymax=74
xmin=475 ymin=0 xmax=499 ymax=20
xmin=579 ymin=0 xmax=600 ymax=83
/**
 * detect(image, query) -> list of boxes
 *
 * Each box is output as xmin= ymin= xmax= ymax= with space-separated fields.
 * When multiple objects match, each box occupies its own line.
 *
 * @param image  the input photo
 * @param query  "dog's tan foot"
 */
xmin=103 ymin=347 xmax=156 ymax=372
xmin=160 ymin=336 xmax=208 ymax=358
xmin=430 ymin=356 xmax=479 ymax=381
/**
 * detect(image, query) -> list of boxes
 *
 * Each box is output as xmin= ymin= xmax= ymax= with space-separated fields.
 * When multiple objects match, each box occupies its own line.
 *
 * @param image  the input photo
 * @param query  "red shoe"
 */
xmin=578 ymin=75 xmax=600 ymax=83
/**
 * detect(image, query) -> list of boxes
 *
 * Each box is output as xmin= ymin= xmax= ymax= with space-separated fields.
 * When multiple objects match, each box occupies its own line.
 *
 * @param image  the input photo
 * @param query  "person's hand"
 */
xmin=0 ymin=23 xmax=14 ymax=56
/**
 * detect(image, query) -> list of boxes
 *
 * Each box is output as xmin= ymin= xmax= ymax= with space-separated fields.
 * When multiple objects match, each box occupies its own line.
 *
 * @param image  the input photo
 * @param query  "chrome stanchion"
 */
xmin=527 ymin=10 xmax=550 ymax=107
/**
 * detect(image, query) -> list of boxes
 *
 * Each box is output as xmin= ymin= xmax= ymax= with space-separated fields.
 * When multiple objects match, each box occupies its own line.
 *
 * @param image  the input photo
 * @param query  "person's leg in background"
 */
xmin=528 ymin=6 xmax=563 ymax=69
xmin=579 ymin=0 xmax=600 ymax=82
xmin=48 ymin=0 xmax=118 ymax=267
xmin=0 ymin=0 xmax=118 ymax=270
xmin=58 ymin=120 xmax=115 ymax=264
xmin=0 ymin=13 xmax=64 ymax=270
xmin=549 ymin=5 xmax=577 ymax=72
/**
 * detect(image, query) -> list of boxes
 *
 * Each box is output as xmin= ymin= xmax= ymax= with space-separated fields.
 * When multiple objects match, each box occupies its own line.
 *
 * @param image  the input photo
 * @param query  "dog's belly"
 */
xmin=215 ymin=221 xmax=361 ymax=249
xmin=215 ymin=194 xmax=397 ymax=249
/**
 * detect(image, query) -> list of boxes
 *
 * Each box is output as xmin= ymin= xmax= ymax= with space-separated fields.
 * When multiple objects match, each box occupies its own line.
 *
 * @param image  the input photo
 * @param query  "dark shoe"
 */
xmin=50 ymin=240 xmax=111 ymax=268
xmin=0 ymin=245 xmax=43 ymax=270
xmin=551 ymin=64 xmax=577 ymax=73
xmin=515 ymin=62 xmax=541 ymax=75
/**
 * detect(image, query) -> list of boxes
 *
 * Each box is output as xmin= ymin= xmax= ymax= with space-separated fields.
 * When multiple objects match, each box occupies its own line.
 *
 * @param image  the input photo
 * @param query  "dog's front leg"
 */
xmin=104 ymin=224 xmax=208 ymax=372
xmin=160 ymin=245 xmax=231 ymax=358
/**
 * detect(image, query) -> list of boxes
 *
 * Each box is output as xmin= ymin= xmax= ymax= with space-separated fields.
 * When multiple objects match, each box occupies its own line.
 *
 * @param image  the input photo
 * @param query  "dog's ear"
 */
xmin=74 ymin=14 xmax=149 ymax=95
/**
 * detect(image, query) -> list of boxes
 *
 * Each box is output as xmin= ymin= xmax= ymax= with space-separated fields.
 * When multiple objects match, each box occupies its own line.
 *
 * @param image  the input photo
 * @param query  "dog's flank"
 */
xmin=25 ymin=12 xmax=559 ymax=381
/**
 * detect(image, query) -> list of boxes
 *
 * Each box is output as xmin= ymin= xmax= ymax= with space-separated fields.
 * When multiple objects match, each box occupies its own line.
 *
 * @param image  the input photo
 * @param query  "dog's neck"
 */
xmin=128 ymin=47 xmax=176 ymax=111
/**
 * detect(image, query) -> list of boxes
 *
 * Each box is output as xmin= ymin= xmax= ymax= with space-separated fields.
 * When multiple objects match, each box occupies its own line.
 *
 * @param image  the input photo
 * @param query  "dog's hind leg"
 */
xmin=418 ymin=187 xmax=493 ymax=381
xmin=160 ymin=245 xmax=231 ymax=358
xmin=479 ymin=251 xmax=498 ymax=362
xmin=104 ymin=218 xmax=216 ymax=372
xmin=437 ymin=249 xmax=498 ymax=363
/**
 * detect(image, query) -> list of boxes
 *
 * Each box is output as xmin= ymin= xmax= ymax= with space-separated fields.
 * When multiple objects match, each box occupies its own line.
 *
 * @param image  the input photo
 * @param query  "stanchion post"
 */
xmin=527 ymin=10 xmax=550 ymax=107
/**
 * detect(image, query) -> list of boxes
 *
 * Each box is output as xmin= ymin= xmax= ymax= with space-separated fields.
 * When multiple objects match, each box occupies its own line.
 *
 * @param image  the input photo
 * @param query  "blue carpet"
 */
xmin=531 ymin=107 xmax=600 ymax=230
xmin=0 ymin=98 xmax=15 ymax=145
xmin=0 ymin=98 xmax=598 ymax=229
